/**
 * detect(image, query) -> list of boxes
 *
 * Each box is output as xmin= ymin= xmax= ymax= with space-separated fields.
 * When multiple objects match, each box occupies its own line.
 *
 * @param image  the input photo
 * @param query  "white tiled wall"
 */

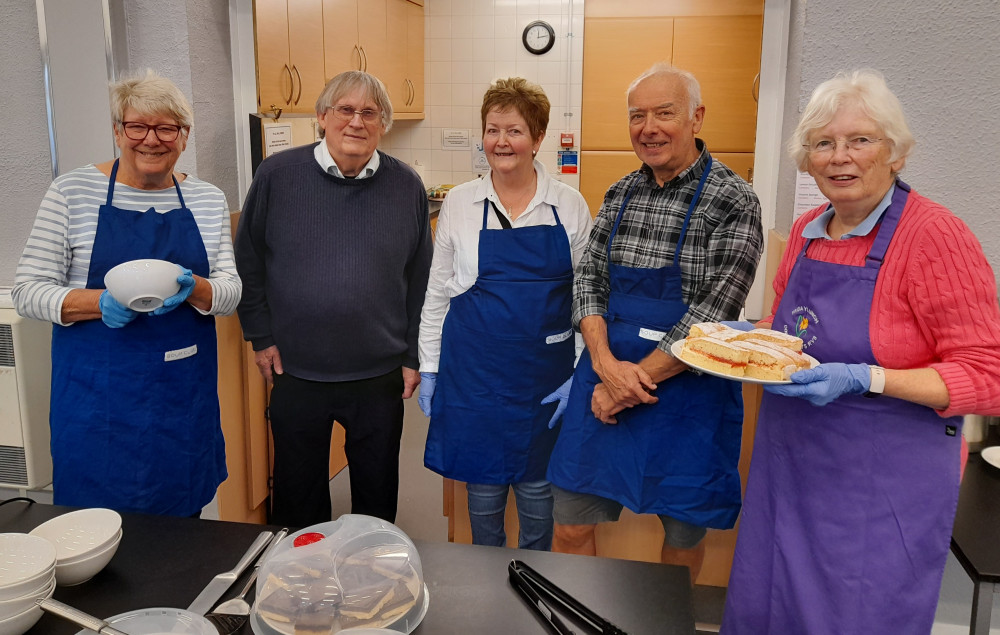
xmin=379 ymin=0 xmax=585 ymax=192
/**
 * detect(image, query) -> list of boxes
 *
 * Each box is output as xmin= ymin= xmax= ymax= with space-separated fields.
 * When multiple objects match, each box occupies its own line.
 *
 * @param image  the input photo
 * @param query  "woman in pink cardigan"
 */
xmin=722 ymin=69 xmax=1000 ymax=635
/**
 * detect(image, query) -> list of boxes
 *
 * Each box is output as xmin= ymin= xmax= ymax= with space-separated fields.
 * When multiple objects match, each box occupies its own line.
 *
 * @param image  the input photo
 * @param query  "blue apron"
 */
xmin=548 ymin=159 xmax=744 ymax=528
xmin=49 ymin=160 xmax=226 ymax=517
xmin=723 ymin=181 xmax=962 ymax=634
xmin=424 ymin=199 xmax=575 ymax=483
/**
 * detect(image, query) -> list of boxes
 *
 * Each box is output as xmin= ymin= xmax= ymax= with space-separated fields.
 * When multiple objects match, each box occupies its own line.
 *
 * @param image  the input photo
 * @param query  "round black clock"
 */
xmin=522 ymin=20 xmax=555 ymax=56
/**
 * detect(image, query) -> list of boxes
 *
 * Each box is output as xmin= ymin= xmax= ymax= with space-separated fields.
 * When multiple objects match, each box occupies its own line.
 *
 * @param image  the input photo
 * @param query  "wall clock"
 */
xmin=522 ymin=20 xmax=555 ymax=56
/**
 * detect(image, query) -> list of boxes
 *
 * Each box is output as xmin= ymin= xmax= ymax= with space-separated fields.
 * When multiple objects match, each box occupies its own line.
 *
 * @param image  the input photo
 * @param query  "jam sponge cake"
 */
xmin=689 ymin=322 xmax=735 ymax=338
xmin=732 ymin=340 xmax=809 ymax=381
xmin=680 ymin=336 xmax=750 ymax=376
xmin=738 ymin=328 xmax=803 ymax=352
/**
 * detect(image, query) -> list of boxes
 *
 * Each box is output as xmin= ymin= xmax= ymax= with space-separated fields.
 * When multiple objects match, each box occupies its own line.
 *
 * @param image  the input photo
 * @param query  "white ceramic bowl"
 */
xmin=73 ymin=607 xmax=217 ymax=635
xmin=0 ymin=576 xmax=55 ymax=621
xmin=104 ymin=259 xmax=182 ymax=312
xmin=29 ymin=508 xmax=122 ymax=563
xmin=0 ymin=533 xmax=57 ymax=601
xmin=0 ymin=602 xmax=44 ymax=635
xmin=54 ymin=530 xmax=121 ymax=586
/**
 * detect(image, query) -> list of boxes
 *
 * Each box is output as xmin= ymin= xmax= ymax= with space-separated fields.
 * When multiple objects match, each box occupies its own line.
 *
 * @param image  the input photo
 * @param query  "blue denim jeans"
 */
xmin=466 ymin=480 xmax=553 ymax=550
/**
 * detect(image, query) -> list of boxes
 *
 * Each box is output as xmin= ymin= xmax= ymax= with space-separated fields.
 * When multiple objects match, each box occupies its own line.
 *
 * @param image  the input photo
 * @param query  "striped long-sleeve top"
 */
xmin=13 ymin=165 xmax=241 ymax=324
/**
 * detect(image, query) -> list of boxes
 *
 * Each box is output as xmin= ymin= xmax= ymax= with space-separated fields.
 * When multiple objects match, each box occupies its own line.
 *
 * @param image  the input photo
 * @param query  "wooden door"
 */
xmin=671 ymin=15 xmax=763 ymax=152
xmin=403 ymin=0 xmax=425 ymax=116
xmin=581 ymin=17 xmax=674 ymax=151
xmin=254 ymin=0 xmax=293 ymax=112
xmin=286 ymin=0 xmax=326 ymax=113
xmin=357 ymin=0 xmax=388 ymax=79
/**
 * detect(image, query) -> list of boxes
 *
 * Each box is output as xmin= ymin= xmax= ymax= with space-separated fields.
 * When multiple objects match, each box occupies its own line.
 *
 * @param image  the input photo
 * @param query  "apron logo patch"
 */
xmin=787 ymin=305 xmax=820 ymax=349
xmin=546 ymin=329 xmax=573 ymax=344
xmin=945 ymin=425 xmax=957 ymax=437
xmin=164 ymin=344 xmax=197 ymax=362
xmin=638 ymin=328 xmax=667 ymax=342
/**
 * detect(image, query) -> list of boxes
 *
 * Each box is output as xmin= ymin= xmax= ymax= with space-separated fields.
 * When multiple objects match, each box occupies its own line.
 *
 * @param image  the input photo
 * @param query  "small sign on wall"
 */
xmin=264 ymin=124 xmax=293 ymax=156
xmin=794 ymin=171 xmax=829 ymax=219
xmin=442 ymin=128 xmax=470 ymax=150
xmin=472 ymin=141 xmax=489 ymax=175
xmin=557 ymin=150 xmax=578 ymax=174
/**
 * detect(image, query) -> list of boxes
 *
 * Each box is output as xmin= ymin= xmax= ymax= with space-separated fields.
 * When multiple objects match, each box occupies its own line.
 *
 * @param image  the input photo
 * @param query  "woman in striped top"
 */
xmin=12 ymin=70 xmax=240 ymax=517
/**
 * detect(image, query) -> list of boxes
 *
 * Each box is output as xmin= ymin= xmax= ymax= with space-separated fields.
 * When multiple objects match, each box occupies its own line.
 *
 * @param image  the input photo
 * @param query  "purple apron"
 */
xmin=722 ymin=181 xmax=962 ymax=634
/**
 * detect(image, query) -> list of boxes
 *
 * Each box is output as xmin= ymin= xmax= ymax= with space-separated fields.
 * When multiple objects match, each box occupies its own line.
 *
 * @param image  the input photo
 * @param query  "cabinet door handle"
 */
xmin=282 ymin=64 xmax=293 ymax=104
xmin=352 ymin=45 xmax=361 ymax=71
xmin=360 ymin=46 xmax=367 ymax=72
xmin=752 ymin=72 xmax=760 ymax=103
xmin=292 ymin=65 xmax=303 ymax=105
xmin=405 ymin=79 xmax=412 ymax=106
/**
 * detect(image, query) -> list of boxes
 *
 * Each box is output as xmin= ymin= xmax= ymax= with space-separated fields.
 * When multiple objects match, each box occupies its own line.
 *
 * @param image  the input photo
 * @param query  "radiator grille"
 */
xmin=0 ymin=324 xmax=12 ymax=367
xmin=0 ymin=446 xmax=28 ymax=487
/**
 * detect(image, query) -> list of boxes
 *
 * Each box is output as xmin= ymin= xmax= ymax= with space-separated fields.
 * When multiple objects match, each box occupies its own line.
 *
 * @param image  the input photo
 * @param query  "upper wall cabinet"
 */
xmin=384 ymin=0 xmax=425 ymax=118
xmin=254 ymin=0 xmax=424 ymax=119
xmin=254 ymin=0 xmax=326 ymax=114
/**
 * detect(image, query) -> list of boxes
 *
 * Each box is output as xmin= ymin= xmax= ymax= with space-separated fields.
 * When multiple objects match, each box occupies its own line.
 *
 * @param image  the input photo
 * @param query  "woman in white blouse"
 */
xmin=418 ymin=78 xmax=592 ymax=550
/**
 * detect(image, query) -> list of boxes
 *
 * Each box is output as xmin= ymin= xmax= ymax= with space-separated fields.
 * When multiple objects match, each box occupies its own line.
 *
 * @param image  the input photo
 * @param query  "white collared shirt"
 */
xmin=803 ymin=184 xmax=896 ymax=240
xmin=418 ymin=160 xmax=594 ymax=371
xmin=313 ymin=140 xmax=380 ymax=178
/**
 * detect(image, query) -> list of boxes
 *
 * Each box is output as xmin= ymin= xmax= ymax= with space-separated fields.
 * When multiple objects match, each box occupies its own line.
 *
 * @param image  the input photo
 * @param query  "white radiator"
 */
xmin=0 ymin=308 xmax=52 ymax=489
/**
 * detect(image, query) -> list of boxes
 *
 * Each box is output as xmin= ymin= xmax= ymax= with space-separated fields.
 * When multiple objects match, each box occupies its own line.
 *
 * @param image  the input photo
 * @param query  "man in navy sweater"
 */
xmin=235 ymin=71 xmax=433 ymax=527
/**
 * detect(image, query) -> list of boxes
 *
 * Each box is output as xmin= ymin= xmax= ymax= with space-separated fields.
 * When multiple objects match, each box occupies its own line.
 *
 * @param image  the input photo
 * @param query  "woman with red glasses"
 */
xmin=13 ymin=69 xmax=241 ymax=517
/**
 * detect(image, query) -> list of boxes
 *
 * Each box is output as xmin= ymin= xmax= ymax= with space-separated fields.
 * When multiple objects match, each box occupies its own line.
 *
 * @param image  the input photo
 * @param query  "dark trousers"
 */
xmin=268 ymin=369 xmax=404 ymax=527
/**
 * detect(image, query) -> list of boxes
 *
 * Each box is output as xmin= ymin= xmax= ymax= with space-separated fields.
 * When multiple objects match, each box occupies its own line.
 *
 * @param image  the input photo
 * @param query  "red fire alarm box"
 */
xmin=560 ymin=133 xmax=574 ymax=147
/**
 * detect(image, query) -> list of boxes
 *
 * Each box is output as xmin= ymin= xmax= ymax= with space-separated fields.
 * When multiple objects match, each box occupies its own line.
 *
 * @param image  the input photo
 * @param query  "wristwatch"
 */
xmin=864 ymin=365 xmax=886 ymax=398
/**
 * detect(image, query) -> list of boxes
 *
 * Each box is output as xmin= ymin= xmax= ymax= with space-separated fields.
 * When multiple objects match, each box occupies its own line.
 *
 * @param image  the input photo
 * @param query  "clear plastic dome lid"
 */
xmin=252 ymin=515 xmax=427 ymax=635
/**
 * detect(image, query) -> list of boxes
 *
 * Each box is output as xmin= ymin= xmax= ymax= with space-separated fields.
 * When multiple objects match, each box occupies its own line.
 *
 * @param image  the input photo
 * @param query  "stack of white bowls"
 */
xmin=29 ymin=508 xmax=123 ymax=586
xmin=0 ymin=533 xmax=57 ymax=635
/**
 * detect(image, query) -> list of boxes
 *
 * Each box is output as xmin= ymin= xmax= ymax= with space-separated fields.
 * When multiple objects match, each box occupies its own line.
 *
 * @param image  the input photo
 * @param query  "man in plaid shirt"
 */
xmin=546 ymin=63 xmax=763 ymax=581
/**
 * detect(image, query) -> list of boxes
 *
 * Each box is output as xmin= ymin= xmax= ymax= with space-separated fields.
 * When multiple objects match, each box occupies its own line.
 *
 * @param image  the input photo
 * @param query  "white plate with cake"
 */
xmin=671 ymin=323 xmax=820 ymax=385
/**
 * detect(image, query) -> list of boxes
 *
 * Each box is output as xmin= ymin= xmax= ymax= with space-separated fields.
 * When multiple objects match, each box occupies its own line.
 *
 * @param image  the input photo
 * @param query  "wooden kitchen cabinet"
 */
xmin=671 ymin=15 xmax=763 ymax=153
xmin=385 ymin=0 xmax=425 ymax=118
xmin=322 ymin=0 xmax=388 ymax=82
xmin=581 ymin=17 xmax=674 ymax=151
xmin=254 ymin=0 xmax=326 ymax=114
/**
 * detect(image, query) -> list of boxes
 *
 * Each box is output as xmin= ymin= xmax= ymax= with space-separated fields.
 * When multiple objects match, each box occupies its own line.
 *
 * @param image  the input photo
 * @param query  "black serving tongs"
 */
xmin=507 ymin=560 xmax=628 ymax=635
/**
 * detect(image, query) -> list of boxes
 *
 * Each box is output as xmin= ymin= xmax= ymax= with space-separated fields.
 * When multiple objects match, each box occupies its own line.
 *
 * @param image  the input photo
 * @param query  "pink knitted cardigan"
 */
xmin=766 ymin=189 xmax=1000 ymax=418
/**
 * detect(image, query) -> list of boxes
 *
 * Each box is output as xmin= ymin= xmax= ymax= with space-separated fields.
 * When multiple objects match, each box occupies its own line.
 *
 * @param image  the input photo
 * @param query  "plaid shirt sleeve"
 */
xmin=572 ymin=145 xmax=763 ymax=353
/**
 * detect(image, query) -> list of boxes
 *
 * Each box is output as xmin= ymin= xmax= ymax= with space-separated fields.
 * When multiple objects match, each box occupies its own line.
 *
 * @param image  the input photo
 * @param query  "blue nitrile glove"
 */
xmin=541 ymin=377 xmax=574 ymax=429
xmin=418 ymin=372 xmax=437 ymax=417
xmin=152 ymin=267 xmax=195 ymax=316
xmin=99 ymin=289 xmax=137 ymax=328
xmin=764 ymin=363 xmax=871 ymax=407
xmin=721 ymin=320 xmax=754 ymax=332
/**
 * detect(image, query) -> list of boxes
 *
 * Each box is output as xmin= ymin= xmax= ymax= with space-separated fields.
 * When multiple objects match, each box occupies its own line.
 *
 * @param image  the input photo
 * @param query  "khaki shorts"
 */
xmin=551 ymin=484 xmax=707 ymax=549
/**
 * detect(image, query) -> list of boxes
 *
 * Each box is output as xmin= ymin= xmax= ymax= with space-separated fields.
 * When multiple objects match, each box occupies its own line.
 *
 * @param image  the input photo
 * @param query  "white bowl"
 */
xmin=0 ymin=534 xmax=56 ymax=600
xmin=0 ymin=576 xmax=55 ymax=621
xmin=59 ymin=529 xmax=122 ymax=566
xmin=0 ymin=602 xmax=43 ymax=635
xmin=73 ymin=607 xmax=217 ymax=635
xmin=104 ymin=259 xmax=182 ymax=312
xmin=54 ymin=530 xmax=121 ymax=586
xmin=29 ymin=508 xmax=122 ymax=563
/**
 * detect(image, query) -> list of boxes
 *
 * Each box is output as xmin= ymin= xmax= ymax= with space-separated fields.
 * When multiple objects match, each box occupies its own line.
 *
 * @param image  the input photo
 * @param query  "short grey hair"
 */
xmin=109 ymin=69 xmax=193 ymax=130
xmin=626 ymin=62 xmax=702 ymax=117
xmin=789 ymin=69 xmax=915 ymax=172
xmin=315 ymin=71 xmax=393 ymax=134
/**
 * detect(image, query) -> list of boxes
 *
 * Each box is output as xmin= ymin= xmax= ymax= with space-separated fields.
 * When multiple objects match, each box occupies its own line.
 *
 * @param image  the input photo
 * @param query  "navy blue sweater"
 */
xmin=235 ymin=144 xmax=432 ymax=381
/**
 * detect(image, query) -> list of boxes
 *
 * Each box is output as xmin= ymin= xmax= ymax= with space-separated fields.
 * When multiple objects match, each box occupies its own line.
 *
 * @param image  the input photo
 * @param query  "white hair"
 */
xmin=626 ymin=62 xmax=702 ymax=116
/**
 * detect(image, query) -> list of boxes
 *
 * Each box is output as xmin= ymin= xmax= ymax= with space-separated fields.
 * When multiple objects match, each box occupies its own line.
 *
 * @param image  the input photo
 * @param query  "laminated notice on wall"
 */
xmin=264 ymin=124 xmax=293 ymax=156
xmin=794 ymin=171 xmax=829 ymax=219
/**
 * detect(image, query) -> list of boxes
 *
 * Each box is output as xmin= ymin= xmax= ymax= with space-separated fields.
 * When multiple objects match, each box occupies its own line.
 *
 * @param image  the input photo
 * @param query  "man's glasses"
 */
xmin=328 ymin=105 xmax=381 ymax=124
xmin=803 ymin=136 xmax=883 ymax=155
xmin=120 ymin=122 xmax=184 ymax=142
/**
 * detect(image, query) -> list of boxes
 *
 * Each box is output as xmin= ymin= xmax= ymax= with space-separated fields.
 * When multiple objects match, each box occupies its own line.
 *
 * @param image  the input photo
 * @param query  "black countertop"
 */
xmin=951 ymin=452 xmax=1000 ymax=584
xmin=2 ymin=502 xmax=695 ymax=634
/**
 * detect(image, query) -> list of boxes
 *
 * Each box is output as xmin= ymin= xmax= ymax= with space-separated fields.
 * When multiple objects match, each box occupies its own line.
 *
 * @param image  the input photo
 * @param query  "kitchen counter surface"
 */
xmin=2 ymin=502 xmax=695 ymax=634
